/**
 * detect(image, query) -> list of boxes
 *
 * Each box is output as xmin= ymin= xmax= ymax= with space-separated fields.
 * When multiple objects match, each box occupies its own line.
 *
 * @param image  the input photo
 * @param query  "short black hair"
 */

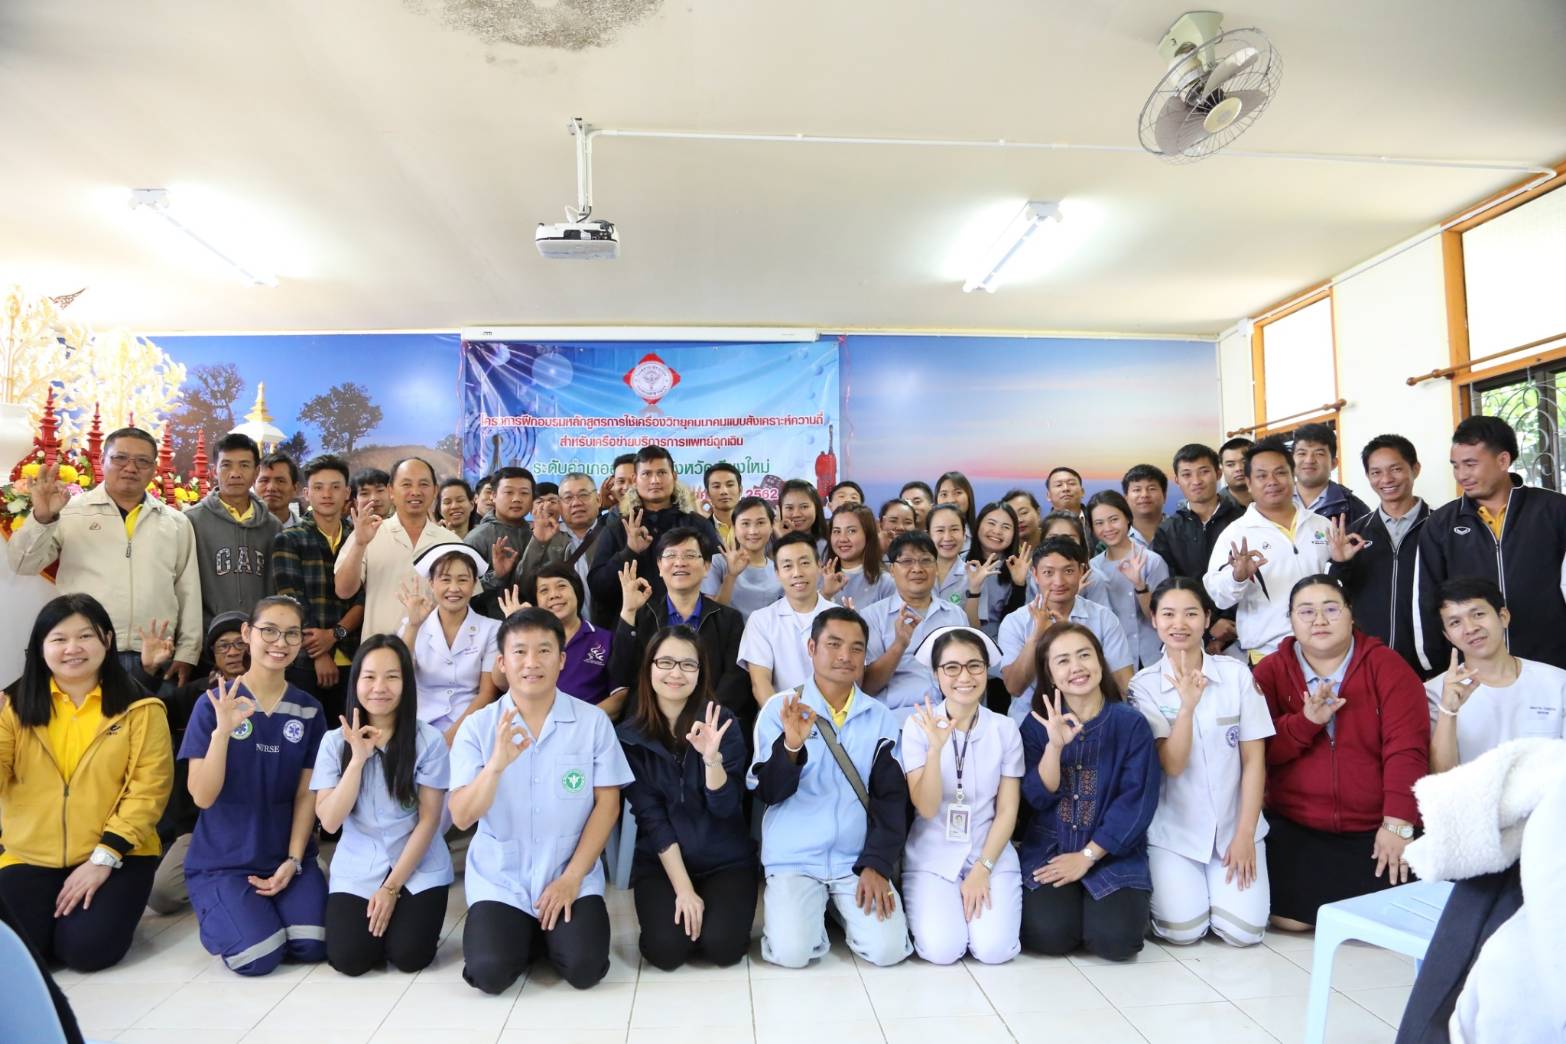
xmin=703 ymin=462 xmax=742 ymax=487
xmin=1040 ymin=509 xmax=1090 ymax=547
xmin=887 ymin=530 xmax=937 ymax=563
xmin=1001 ymin=488 xmax=1041 ymax=511
xmin=215 ymin=432 xmax=261 ymax=465
xmin=491 ymin=465 xmax=536 ymax=488
xmin=1452 ymin=416 xmax=1519 ymax=461
xmin=535 ymin=481 xmax=559 ymax=497
xmin=1031 ymin=535 xmax=1088 ymax=568
xmin=1121 ymin=464 xmax=1168 ymax=495
xmin=1287 ymin=573 xmax=1350 ymax=611
xmin=1292 ymin=422 xmax=1338 ymax=459
xmin=779 ymin=479 xmax=829 ymax=542
xmin=103 ymin=426 xmax=158 ymax=456
xmin=475 ymin=473 xmax=496 ymax=494
xmin=390 ymin=456 xmax=437 ymax=484
xmin=772 ymin=530 xmax=819 ymax=562
xmin=438 ymin=476 xmax=474 ymax=500
xmin=498 ymin=606 xmax=566 ymax=651
xmin=259 ymin=451 xmax=298 ymax=484
xmin=1086 ymin=490 xmax=1134 ymax=528
xmin=810 ymin=605 xmax=869 ymax=643
xmin=1437 ymin=577 xmax=1505 ymax=615
xmin=612 ymin=452 xmax=637 ymax=470
xmin=1218 ymin=436 xmax=1255 ymax=456
xmin=654 ymin=525 xmax=711 ymax=561
xmin=828 ymin=480 xmax=865 ymax=501
xmin=1244 ymin=436 xmax=1294 ymax=478
xmin=635 ymin=444 xmax=674 ymax=468
xmin=1047 ymin=466 xmax=1083 ymax=485
xmin=1172 ymin=443 xmax=1220 ymax=472
xmin=5 ymin=594 xmax=141 ymax=727
xmin=350 ymin=468 xmax=390 ymax=495
xmin=1360 ymin=434 xmax=1419 ymax=471
xmin=1149 ymin=576 xmax=1216 ymax=618
xmin=899 ymin=480 xmax=934 ymax=501
xmin=878 ymin=497 xmax=914 ymax=521
xmin=733 ymin=495 xmax=774 ymax=523
xmin=303 ymin=454 xmax=351 ymax=485
xmin=524 ymin=561 xmax=586 ymax=616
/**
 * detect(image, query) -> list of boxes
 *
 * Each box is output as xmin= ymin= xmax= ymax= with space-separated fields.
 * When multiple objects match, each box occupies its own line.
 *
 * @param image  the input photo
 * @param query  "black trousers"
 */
xmin=0 ymin=856 xmax=158 ymax=972
xmin=325 ymin=885 xmax=448 ymax=976
xmin=633 ymin=864 xmax=756 ymax=971
xmin=1266 ymin=813 xmax=1388 ymax=925
xmin=1020 ymin=882 xmax=1150 ymax=962
xmin=462 ymin=895 xmax=610 ymax=994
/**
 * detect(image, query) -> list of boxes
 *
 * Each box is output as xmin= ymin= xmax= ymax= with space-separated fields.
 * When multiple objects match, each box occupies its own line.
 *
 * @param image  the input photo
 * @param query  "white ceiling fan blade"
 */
xmin=1201 ymin=46 xmax=1259 ymax=98
xmin=1153 ymin=97 xmax=1206 ymax=155
xmin=1201 ymin=89 xmax=1271 ymax=134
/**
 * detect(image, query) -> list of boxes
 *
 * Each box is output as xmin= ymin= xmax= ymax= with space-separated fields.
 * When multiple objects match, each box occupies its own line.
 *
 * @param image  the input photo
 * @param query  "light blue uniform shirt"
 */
xmin=310 ymin=719 xmax=454 ymax=899
xmin=449 ymin=692 xmax=634 ymax=916
xmin=701 ymin=554 xmax=783 ymax=620
xmin=862 ymin=594 xmax=969 ymax=721
xmin=1089 ymin=546 xmax=1171 ymax=669
xmin=835 ymin=566 xmax=896 ymax=610
xmin=932 ymin=560 xmax=970 ymax=613
xmin=996 ymin=596 xmax=1134 ymax=723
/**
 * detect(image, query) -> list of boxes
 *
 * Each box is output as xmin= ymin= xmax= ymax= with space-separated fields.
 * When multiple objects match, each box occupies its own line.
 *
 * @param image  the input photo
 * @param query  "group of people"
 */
xmin=4 ymin=413 xmax=1564 ymax=995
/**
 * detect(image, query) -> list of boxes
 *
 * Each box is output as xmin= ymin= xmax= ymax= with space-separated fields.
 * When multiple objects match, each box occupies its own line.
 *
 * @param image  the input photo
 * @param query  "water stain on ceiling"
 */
xmin=405 ymin=0 xmax=665 ymax=51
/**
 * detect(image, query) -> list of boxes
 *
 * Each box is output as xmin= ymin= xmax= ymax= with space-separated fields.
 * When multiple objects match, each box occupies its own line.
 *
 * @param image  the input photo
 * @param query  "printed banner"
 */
xmin=460 ymin=340 xmax=841 ymax=500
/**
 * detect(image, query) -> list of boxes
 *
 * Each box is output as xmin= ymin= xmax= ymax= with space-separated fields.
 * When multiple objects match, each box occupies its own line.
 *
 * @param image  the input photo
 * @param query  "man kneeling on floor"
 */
xmin=748 ymin=606 xmax=913 ymax=968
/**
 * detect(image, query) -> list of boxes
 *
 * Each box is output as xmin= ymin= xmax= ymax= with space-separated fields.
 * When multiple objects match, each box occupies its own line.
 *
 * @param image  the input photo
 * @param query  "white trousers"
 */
xmin=1149 ymin=842 xmax=1270 ymax=947
xmin=761 ymin=873 xmax=912 ymax=968
xmin=902 ymin=868 xmax=1022 ymax=965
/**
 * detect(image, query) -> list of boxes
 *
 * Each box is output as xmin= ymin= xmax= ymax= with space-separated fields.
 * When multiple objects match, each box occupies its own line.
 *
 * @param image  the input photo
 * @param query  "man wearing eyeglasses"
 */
xmin=489 ymin=472 xmax=599 ymax=621
xmin=9 ymin=426 xmax=202 ymax=684
xmin=860 ymin=531 xmax=968 ymax=724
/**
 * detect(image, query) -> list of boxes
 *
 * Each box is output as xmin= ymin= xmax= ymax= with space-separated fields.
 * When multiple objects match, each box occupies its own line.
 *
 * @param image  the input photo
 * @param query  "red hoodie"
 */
xmin=1252 ymin=631 xmax=1429 ymax=833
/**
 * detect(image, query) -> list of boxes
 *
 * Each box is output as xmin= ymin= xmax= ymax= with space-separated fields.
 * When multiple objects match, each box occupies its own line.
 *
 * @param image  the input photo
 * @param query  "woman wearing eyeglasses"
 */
xmin=1250 ymin=575 xmax=1429 ymax=931
xmin=181 ymin=595 xmax=329 ymax=976
xmin=899 ymin=627 xmax=1023 ymax=965
xmin=617 ymin=627 xmax=756 ymax=970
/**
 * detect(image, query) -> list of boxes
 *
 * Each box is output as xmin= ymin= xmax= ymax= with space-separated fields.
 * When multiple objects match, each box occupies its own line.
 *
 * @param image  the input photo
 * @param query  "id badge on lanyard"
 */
xmin=944 ymin=725 xmax=972 ymax=843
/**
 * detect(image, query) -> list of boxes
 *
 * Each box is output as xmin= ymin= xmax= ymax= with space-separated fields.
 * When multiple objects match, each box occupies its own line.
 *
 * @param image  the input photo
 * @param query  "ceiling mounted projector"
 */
xmin=537 ymin=118 xmax=619 ymax=260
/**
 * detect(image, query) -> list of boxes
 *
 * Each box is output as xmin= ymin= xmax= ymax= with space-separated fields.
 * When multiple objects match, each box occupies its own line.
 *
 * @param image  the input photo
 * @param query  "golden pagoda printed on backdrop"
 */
xmin=231 ymin=382 xmax=284 ymax=451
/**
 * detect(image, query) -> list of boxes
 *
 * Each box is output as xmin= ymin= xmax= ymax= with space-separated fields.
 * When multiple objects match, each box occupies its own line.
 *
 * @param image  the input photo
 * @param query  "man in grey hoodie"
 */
xmin=184 ymin=432 xmax=283 ymax=631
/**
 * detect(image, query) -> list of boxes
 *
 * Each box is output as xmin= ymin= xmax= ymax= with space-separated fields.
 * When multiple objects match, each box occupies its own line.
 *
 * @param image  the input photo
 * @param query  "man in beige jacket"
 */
xmin=8 ymin=427 xmax=202 ymax=682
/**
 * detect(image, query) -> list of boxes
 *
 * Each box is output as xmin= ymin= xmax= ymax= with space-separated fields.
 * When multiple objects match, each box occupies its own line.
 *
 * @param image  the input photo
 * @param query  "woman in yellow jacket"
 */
xmin=0 ymin=593 xmax=172 ymax=971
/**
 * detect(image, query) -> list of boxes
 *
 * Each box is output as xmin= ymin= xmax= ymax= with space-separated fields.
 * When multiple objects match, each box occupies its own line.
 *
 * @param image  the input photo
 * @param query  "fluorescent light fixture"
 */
xmin=961 ymin=200 xmax=1062 ymax=293
xmin=127 ymin=188 xmax=277 ymax=287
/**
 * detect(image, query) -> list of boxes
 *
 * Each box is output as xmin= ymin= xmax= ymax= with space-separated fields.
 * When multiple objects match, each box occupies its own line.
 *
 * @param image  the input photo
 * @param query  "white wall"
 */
xmin=1217 ymin=326 xmax=1254 ymax=438
xmin=1331 ymin=236 xmax=1456 ymax=505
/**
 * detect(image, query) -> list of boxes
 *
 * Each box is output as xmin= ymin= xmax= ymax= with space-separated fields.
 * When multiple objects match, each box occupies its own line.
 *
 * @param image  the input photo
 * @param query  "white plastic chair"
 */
xmin=604 ymin=797 xmax=637 ymax=890
xmin=0 ymin=917 xmax=69 ymax=1044
xmin=1303 ymin=879 xmax=1454 ymax=1043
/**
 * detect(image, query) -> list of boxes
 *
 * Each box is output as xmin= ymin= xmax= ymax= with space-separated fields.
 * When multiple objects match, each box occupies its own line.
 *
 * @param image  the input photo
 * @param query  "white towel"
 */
xmin=1402 ymin=738 xmax=1566 ymax=882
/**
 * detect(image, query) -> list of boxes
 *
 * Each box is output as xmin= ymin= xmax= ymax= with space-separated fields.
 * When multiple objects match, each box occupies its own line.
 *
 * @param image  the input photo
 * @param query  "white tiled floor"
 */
xmin=63 ymin=882 xmax=1415 ymax=1043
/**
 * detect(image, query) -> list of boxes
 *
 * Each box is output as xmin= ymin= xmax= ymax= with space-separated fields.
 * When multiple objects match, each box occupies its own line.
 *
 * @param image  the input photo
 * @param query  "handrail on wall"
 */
xmin=1226 ymin=400 xmax=1347 ymax=438
xmin=1407 ymin=330 xmax=1566 ymax=386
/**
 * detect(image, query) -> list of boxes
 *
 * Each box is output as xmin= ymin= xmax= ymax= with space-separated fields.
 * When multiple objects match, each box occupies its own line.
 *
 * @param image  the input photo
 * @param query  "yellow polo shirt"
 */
xmin=829 ymin=689 xmax=855 ymax=729
xmin=123 ymin=503 xmax=143 ymax=538
xmin=222 ymin=499 xmax=255 ymax=524
xmin=47 ymin=680 xmax=106 ymax=782
xmin=1478 ymin=505 xmax=1506 ymax=540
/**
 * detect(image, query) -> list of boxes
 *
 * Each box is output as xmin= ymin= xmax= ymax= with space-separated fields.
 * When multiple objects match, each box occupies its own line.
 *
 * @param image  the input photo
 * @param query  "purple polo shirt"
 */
xmin=559 ymin=619 xmax=617 ymax=705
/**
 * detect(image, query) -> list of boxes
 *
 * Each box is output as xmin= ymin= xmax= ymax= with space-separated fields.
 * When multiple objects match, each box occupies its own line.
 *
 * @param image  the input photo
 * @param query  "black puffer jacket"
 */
xmin=1328 ymin=501 xmax=1433 ymax=676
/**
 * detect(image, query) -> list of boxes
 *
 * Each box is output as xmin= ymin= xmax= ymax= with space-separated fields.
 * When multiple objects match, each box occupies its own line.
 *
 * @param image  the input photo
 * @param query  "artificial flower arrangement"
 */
xmin=3 ymin=448 xmax=95 ymax=537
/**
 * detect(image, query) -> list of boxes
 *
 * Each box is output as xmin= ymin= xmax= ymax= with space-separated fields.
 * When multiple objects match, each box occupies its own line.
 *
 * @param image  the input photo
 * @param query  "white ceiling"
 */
xmin=3 ymin=0 xmax=1563 ymax=337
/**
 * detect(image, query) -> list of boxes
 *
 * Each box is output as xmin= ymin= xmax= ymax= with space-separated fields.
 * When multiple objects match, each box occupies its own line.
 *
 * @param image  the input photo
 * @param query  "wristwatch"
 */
xmin=1382 ymin=821 xmax=1414 ymax=840
xmin=965 ymin=590 xmax=982 ymax=599
xmin=332 ymin=624 xmax=349 ymax=642
xmin=979 ymin=856 xmax=997 ymax=872
xmin=89 ymin=846 xmax=122 ymax=870
xmin=288 ymin=856 xmax=305 ymax=874
xmin=1081 ymin=846 xmax=1101 ymax=862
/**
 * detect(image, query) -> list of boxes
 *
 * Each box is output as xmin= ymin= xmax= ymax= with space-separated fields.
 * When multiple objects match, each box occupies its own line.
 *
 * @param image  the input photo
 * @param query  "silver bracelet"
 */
xmin=783 ymin=739 xmax=804 ymax=753
xmin=1437 ymin=704 xmax=1460 ymax=718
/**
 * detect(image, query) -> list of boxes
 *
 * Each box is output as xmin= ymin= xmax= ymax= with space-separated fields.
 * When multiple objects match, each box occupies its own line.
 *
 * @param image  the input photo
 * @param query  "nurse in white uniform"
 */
xmin=397 ymin=543 xmax=501 ymax=744
xmin=1128 ymin=577 xmax=1273 ymax=948
xmin=448 ymin=607 xmax=634 ymax=994
xmin=900 ymin=627 xmax=1023 ymax=965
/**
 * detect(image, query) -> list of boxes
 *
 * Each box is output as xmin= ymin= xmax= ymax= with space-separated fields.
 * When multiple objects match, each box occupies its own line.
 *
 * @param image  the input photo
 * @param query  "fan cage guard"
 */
xmin=1137 ymin=26 xmax=1282 ymax=164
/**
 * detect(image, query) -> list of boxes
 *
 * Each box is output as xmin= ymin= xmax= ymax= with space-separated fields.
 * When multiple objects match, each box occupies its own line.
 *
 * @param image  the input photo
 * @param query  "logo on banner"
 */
xmin=623 ymin=353 xmax=681 ymax=406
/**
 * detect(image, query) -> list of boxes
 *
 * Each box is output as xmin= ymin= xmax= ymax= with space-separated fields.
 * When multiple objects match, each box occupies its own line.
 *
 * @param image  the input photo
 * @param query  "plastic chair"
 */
xmin=1303 ymin=879 xmax=1454 ymax=1043
xmin=0 ymin=917 xmax=69 ymax=1044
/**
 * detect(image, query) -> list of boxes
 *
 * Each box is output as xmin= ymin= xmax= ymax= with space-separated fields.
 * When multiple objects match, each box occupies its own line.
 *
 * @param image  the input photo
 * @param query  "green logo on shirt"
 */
xmin=231 ymin=719 xmax=253 ymax=741
xmin=561 ymin=769 xmax=586 ymax=794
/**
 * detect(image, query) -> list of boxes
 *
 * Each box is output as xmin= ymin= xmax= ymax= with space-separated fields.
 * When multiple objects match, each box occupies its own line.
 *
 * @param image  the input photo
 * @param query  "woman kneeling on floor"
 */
xmin=313 ymin=634 xmax=452 ymax=975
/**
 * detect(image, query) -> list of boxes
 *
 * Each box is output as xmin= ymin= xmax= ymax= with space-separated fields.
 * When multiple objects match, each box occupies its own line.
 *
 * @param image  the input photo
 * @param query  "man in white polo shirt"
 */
xmin=334 ymin=456 xmax=457 ymax=639
xmin=1427 ymin=577 xmax=1566 ymax=772
xmin=738 ymin=531 xmax=836 ymax=707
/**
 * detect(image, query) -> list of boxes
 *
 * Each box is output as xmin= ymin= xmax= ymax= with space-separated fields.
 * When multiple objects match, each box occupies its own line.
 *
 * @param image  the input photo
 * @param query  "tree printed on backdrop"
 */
xmin=300 ymin=382 xmax=384 ymax=456
xmin=458 ymin=340 xmax=841 ymax=502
